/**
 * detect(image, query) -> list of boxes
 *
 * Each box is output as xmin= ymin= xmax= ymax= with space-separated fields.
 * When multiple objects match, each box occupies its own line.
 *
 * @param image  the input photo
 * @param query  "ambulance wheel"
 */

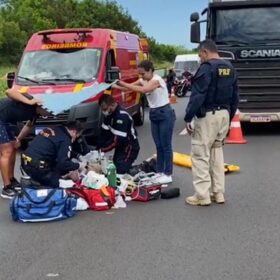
xmin=133 ymin=99 xmax=145 ymax=126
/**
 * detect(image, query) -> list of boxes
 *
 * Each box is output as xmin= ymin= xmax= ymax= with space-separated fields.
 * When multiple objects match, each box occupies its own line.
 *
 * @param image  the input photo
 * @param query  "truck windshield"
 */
xmin=213 ymin=7 xmax=280 ymax=45
xmin=17 ymin=48 xmax=101 ymax=85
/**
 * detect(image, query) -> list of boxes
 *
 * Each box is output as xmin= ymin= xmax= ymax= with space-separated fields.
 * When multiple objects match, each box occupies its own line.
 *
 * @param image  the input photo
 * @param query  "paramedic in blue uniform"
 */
xmin=184 ymin=39 xmax=239 ymax=206
xmin=21 ymin=121 xmax=85 ymax=187
xmin=0 ymin=88 xmax=47 ymax=199
xmin=97 ymin=94 xmax=140 ymax=174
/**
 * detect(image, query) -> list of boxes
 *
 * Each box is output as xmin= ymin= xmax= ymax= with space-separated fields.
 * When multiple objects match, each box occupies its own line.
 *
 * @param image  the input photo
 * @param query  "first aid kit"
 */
xmin=10 ymin=187 xmax=77 ymax=222
xmin=131 ymin=184 xmax=161 ymax=202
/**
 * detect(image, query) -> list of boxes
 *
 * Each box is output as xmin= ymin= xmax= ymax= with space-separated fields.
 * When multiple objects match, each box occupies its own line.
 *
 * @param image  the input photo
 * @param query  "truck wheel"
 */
xmin=133 ymin=99 xmax=145 ymax=126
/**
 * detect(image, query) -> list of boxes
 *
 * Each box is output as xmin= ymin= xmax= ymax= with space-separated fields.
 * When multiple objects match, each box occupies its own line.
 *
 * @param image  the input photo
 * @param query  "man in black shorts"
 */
xmin=0 ymin=88 xmax=47 ymax=199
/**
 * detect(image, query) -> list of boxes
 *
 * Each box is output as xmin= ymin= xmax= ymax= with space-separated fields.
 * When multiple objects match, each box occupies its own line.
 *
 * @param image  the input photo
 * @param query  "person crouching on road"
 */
xmin=21 ymin=121 xmax=86 ymax=187
xmin=184 ymin=39 xmax=239 ymax=206
xmin=117 ymin=60 xmax=176 ymax=185
xmin=97 ymin=94 xmax=140 ymax=174
xmin=0 ymin=87 xmax=48 ymax=199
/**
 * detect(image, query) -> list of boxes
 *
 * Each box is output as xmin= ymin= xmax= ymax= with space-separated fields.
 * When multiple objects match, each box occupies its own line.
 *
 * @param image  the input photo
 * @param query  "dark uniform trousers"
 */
xmin=21 ymin=155 xmax=60 ymax=187
xmin=113 ymin=140 xmax=140 ymax=174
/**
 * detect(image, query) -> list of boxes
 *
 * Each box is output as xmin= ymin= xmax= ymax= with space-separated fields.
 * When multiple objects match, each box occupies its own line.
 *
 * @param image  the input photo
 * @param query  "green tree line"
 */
xmin=0 ymin=0 xmax=192 ymax=66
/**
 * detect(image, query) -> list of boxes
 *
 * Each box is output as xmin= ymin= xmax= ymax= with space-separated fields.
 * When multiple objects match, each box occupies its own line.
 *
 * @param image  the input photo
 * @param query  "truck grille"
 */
xmin=233 ymin=61 xmax=280 ymax=112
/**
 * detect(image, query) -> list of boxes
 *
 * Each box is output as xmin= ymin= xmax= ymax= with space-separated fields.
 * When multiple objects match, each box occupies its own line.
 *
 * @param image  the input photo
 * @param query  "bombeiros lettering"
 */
xmin=41 ymin=42 xmax=88 ymax=49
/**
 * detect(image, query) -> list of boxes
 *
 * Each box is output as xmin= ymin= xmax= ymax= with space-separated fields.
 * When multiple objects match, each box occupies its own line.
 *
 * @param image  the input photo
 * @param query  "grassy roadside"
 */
xmin=0 ymin=65 xmax=15 ymax=98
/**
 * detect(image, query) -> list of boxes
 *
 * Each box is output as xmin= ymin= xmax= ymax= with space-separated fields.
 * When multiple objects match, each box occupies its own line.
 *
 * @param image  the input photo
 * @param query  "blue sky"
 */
xmin=114 ymin=0 xmax=208 ymax=49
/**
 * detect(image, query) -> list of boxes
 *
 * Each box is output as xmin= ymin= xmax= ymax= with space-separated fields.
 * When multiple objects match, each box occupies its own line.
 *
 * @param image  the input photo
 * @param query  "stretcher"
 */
xmin=173 ymin=152 xmax=240 ymax=174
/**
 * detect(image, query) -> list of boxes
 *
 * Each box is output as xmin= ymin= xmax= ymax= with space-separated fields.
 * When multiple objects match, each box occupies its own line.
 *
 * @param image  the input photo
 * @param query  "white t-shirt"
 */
xmin=140 ymin=74 xmax=170 ymax=109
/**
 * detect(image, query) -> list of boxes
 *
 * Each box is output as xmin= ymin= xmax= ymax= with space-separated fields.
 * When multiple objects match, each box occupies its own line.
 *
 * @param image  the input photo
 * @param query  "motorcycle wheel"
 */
xmin=175 ymin=85 xmax=187 ymax=97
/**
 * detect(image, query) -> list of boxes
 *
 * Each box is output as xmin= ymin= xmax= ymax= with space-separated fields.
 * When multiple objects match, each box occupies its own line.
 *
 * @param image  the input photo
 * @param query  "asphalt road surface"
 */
xmin=1 ymin=98 xmax=280 ymax=280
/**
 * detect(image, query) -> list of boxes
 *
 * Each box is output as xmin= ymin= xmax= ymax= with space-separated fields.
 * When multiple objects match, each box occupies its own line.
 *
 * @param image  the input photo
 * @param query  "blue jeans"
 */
xmin=149 ymin=104 xmax=176 ymax=175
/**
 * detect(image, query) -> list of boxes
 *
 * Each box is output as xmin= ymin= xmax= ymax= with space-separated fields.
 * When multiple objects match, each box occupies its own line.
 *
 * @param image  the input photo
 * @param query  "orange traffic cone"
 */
xmin=169 ymin=88 xmax=177 ymax=104
xmin=226 ymin=110 xmax=247 ymax=144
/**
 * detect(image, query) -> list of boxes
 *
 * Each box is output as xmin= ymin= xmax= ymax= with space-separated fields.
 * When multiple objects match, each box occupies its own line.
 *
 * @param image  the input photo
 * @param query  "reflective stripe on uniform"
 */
xmin=119 ymin=110 xmax=137 ymax=139
xmin=101 ymin=123 xmax=110 ymax=130
xmin=110 ymin=127 xmax=127 ymax=137
xmin=103 ymin=122 xmax=127 ymax=137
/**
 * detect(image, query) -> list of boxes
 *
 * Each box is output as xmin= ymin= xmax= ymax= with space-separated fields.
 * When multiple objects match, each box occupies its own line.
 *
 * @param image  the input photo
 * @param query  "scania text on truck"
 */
xmin=190 ymin=0 xmax=280 ymax=122
xmin=7 ymin=28 xmax=149 ymax=139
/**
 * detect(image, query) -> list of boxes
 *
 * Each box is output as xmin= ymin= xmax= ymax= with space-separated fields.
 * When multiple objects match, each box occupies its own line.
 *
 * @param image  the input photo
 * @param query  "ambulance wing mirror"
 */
xmin=7 ymin=72 xmax=15 ymax=89
xmin=106 ymin=66 xmax=120 ymax=83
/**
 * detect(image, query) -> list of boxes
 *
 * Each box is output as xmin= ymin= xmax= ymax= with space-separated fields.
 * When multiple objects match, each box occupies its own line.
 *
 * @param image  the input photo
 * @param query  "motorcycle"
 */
xmin=173 ymin=76 xmax=192 ymax=97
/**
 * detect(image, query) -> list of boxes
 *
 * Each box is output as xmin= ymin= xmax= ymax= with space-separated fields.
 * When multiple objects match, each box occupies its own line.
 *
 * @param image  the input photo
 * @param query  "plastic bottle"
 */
xmin=100 ymin=152 xmax=108 ymax=174
xmin=106 ymin=160 xmax=117 ymax=189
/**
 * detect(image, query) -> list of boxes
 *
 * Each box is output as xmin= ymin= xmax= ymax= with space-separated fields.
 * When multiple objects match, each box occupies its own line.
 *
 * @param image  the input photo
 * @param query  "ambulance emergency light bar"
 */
xmin=38 ymin=28 xmax=92 ymax=42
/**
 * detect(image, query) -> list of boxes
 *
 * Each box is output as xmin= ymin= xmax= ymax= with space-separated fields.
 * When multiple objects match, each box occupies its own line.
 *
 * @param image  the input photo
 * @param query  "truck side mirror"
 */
xmin=190 ymin=12 xmax=200 ymax=22
xmin=7 ymin=72 xmax=15 ymax=88
xmin=106 ymin=66 xmax=120 ymax=83
xmin=191 ymin=22 xmax=201 ymax=43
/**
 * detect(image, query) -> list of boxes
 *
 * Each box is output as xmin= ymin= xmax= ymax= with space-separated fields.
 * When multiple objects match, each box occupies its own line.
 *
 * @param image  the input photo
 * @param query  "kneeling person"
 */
xmin=21 ymin=121 xmax=85 ymax=187
xmin=97 ymin=94 xmax=140 ymax=174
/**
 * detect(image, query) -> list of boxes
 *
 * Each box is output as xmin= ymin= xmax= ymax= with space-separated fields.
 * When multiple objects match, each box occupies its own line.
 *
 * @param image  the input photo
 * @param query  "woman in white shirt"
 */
xmin=117 ymin=60 xmax=176 ymax=184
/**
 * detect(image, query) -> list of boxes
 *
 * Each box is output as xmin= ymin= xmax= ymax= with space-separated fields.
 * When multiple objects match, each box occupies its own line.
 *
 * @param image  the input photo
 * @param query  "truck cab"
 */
xmin=190 ymin=0 xmax=280 ymax=123
xmin=8 ymin=28 xmax=149 ymax=139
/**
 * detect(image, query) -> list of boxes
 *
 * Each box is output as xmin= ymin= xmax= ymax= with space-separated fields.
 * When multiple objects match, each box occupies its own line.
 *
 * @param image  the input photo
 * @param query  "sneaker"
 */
xmin=151 ymin=173 xmax=163 ymax=179
xmin=213 ymin=192 xmax=225 ymax=204
xmin=150 ymin=173 xmax=163 ymax=182
xmin=133 ymin=171 xmax=147 ymax=182
xmin=154 ymin=174 xmax=173 ymax=184
xmin=1 ymin=186 xmax=16 ymax=199
xmin=10 ymin=177 xmax=21 ymax=191
xmin=185 ymin=195 xmax=211 ymax=206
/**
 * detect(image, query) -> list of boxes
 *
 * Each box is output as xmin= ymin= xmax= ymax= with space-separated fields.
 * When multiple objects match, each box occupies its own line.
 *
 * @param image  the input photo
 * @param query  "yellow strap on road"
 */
xmin=148 ymin=152 xmax=240 ymax=174
xmin=173 ymin=152 xmax=240 ymax=174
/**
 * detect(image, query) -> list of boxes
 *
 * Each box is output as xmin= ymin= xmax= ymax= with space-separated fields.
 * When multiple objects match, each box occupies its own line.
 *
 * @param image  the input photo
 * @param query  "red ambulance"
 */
xmin=7 ymin=28 xmax=149 ymax=139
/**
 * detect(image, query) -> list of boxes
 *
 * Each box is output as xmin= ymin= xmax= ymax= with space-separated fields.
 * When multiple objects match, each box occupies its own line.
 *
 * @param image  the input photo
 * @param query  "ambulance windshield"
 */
xmin=17 ymin=48 xmax=101 ymax=85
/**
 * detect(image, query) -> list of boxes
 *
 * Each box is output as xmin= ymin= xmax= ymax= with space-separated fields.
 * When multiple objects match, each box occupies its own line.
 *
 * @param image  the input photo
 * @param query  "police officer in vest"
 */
xmin=184 ymin=39 xmax=239 ymax=206
xmin=97 ymin=94 xmax=140 ymax=174
xmin=21 ymin=121 xmax=86 ymax=187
